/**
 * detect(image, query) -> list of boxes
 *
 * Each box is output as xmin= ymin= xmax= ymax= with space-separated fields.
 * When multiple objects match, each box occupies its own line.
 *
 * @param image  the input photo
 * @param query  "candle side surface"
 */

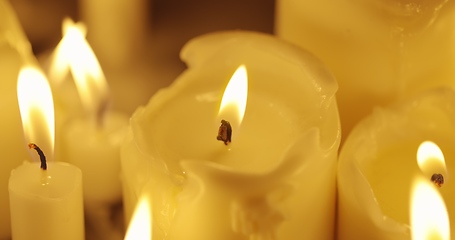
xmin=338 ymin=87 xmax=455 ymax=239
xmin=122 ymin=31 xmax=340 ymax=240
xmin=276 ymin=0 xmax=455 ymax=141
xmin=9 ymin=161 xmax=85 ymax=240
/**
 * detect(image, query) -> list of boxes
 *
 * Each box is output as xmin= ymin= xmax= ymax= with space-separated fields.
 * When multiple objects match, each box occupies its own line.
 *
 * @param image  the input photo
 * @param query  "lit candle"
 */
xmin=338 ymin=88 xmax=455 ymax=239
xmin=124 ymin=194 xmax=152 ymax=240
xmin=122 ymin=31 xmax=340 ymax=239
xmin=49 ymin=18 xmax=128 ymax=239
xmin=410 ymin=176 xmax=450 ymax=240
xmin=0 ymin=1 xmax=46 ymax=237
xmin=50 ymin=18 xmax=128 ymax=203
xmin=9 ymin=66 xmax=84 ymax=240
xmin=275 ymin=0 xmax=455 ymax=140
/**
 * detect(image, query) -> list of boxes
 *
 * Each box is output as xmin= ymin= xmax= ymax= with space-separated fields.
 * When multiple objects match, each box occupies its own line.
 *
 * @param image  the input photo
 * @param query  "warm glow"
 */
xmin=218 ymin=65 xmax=248 ymax=128
xmin=50 ymin=17 xmax=109 ymax=113
xmin=417 ymin=141 xmax=448 ymax=179
xmin=410 ymin=177 xmax=450 ymax=240
xmin=125 ymin=195 xmax=152 ymax=240
xmin=17 ymin=66 xmax=55 ymax=154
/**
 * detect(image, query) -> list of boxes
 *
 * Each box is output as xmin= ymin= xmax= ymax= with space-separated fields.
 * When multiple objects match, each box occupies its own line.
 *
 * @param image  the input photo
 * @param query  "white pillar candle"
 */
xmin=338 ymin=87 xmax=455 ymax=239
xmin=9 ymin=66 xmax=85 ymax=240
xmin=275 ymin=0 xmax=455 ymax=140
xmin=9 ymin=161 xmax=84 ymax=240
xmin=0 ymin=1 xmax=42 ymax=237
xmin=122 ymin=31 xmax=340 ymax=240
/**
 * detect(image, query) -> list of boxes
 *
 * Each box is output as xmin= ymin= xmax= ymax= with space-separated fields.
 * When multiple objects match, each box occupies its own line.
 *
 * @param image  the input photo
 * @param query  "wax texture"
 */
xmin=338 ymin=88 xmax=455 ymax=240
xmin=60 ymin=111 xmax=128 ymax=203
xmin=122 ymin=31 xmax=340 ymax=240
xmin=276 ymin=0 xmax=455 ymax=141
xmin=0 ymin=0 xmax=38 ymax=238
xmin=9 ymin=162 xmax=85 ymax=240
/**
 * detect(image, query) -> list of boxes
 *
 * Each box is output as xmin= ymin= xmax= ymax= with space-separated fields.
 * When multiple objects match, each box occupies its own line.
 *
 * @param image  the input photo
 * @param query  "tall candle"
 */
xmin=79 ymin=0 xmax=148 ymax=67
xmin=0 ymin=1 xmax=41 ymax=237
xmin=122 ymin=31 xmax=340 ymax=239
xmin=9 ymin=66 xmax=84 ymax=240
xmin=49 ymin=18 xmax=128 ymax=239
xmin=338 ymin=87 xmax=455 ymax=239
xmin=275 ymin=0 xmax=455 ymax=140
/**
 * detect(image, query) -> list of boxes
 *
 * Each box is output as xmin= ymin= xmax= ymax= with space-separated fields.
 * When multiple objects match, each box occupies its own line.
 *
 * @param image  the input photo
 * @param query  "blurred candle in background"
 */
xmin=79 ymin=0 xmax=149 ymax=67
xmin=275 ymin=0 xmax=455 ymax=141
xmin=0 ymin=0 xmax=41 ymax=238
xmin=49 ymin=17 xmax=128 ymax=240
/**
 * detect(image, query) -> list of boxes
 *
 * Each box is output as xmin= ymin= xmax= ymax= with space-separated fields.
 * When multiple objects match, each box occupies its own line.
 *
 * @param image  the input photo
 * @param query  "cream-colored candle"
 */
xmin=0 ymin=1 xmax=41 ymax=237
xmin=49 ymin=18 xmax=128 ymax=239
xmin=122 ymin=31 xmax=340 ymax=239
xmin=9 ymin=66 xmax=84 ymax=240
xmin=338 ymin=87 xmax=455 ymax=239
xmin=9 ymin=161 xmax=84 ymax=240
xmin=50 ymin=18 xmax=128 ymax=204
xmin=79 ymin=0 xmax=148 ymax=67
xmin=275 ymin=0 xmax=455 ymax=140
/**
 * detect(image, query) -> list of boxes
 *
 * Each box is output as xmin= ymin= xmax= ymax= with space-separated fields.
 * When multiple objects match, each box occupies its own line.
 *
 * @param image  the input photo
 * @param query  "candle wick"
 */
xmin=431 ymin=173 xmax=444 ymax=188
xmin=95 ymin=97 xmax=110 ymax=128
xmin=216 ymin=119 xmax=232 ymax=145
xmin=28 ymin=143 xmax=47 ymax=170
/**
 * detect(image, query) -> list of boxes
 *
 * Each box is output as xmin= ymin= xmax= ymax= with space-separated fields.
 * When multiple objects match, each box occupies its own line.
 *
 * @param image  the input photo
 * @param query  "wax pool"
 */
xmin=338 ymin=88 xmax=455 ymax=240
xmin=122 ymin=31 xmax=340 ymax=240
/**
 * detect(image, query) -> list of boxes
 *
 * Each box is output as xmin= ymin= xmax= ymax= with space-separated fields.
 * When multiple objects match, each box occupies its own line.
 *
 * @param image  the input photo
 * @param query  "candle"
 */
xmin=79 ymin=0 xmax=148 ymax=67
xmin=124 ymin=194 xmax=152 ymax=240
xmin=50 ymin=18 xmax=128 ymax=203
xmin=410 ymin=176 xmax=450 ymax=240
xmin=0 ymin=1 xmax=43 ymax=237
xmin=49 ymin=18 xmax=128 ymax=239
xmin=9 ymin=66 xmax=84 ymax=240
xmin=121 ymin=31 xmax=340 ymax=239
xmin=338 ymin=87 xmax=455 ymax=239
xmin=275 ymin=0 xmax=455 ymax=140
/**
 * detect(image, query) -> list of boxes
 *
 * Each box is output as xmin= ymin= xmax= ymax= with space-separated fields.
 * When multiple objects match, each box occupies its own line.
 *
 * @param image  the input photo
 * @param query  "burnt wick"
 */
xmin=431 ymin=173 xmax=444 ymax=188
xmin=28 ymin=143 xmax=47 ymax=170
xmin=216 ymin=120 xmax=232 ymax=145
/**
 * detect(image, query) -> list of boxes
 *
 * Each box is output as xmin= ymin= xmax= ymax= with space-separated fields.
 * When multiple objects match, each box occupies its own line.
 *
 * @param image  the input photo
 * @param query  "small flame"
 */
xmin=218 ymin=65 xmax=248 ymax=129
xmin=50 ymin=17 xmax=109 ymax=114
xmin=410 ymin=177 xmax=450 ymax=240
xmin=125 ymin=195 xmax=152 ymax=240
xmin=417 ymin=141 xmax=448 ymax=180
xmin=17 ymin=66 xmax=55 ymax=156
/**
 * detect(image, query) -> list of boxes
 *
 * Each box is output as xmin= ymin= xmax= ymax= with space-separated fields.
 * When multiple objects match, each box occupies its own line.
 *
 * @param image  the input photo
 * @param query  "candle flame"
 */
xmin=218 ymin=65 xmax=248 ymax=129
xmin=410 ymin=177 xmax=450 ymax=240
xmin=17 ymin=66 xmax=55 ymax=157
xmin=417 ymin=141 xmax=448 ymax=180
xmin=50 ymin=17 xmax=109 ymax=114
xmin=125 ymin=195 xmax=152 ymax=240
